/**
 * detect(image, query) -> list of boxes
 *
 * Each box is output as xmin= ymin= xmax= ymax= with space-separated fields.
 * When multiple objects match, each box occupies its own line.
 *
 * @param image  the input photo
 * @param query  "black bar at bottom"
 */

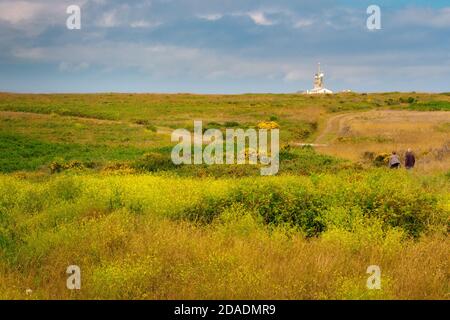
xmin=0 ymin=300 xmax=444 ymax=319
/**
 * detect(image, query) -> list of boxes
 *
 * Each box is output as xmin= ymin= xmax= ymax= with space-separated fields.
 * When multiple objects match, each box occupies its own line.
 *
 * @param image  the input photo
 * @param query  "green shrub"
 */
xmin=178 ymin=171 xmax=447 ymax=238
xmin=50 ymin=160 xmax=84 ymax=173
xmin=373 ymin=153 xmax=390 ymax=167
xmin=133 ymin=153 xmax=179 ymax=172
xmin=224 ymin=121 xmax=240 ymax=127
xmin=133 ymin=119 xmax=150 ymax=126
xmin=180 ymin=194 xmax=230 ymax=224
xmin=281 ymin=146 xmax=345 ymax=174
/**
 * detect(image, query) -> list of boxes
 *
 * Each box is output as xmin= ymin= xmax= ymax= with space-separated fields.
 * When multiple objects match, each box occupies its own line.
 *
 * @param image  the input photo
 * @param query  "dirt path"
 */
xmin=312 ymin=109 xmax=450 ymax=145
xmin=314 ymin=113 xmax=359 ymax=144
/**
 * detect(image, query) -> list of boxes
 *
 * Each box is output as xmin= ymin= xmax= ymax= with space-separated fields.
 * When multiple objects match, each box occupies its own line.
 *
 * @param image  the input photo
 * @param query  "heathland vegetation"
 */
xmin=0 ymin=92 xmax=448 ymax=299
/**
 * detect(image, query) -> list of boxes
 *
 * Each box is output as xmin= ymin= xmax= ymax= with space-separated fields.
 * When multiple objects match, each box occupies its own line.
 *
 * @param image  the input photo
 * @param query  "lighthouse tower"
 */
xmin=305 ymin=63 xmax=333 ymax=94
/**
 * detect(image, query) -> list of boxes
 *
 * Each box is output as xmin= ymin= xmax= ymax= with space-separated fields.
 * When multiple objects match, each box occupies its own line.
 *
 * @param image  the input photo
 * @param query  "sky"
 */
xmin=0 ymin=0 xmax=449 ymax=93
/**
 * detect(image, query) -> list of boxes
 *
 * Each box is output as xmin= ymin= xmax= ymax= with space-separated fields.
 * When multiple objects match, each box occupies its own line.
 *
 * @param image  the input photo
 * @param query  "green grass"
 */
xmin=1 ymin=92 xmax=448 ymax=174
xmin=0 ymin=114 xmax=164 ymax=146
xmin=0 ymin=134 xmax=148 ymax=172
xmin=409 ymin=101 xmax=450 ymax=111
xmin=1 ymin=92 xmax=449 ymax=122
xmin=0 ymin=131 xmax=349 ymax=175
xmin=0 ymin=92 xmax=448 ymax=300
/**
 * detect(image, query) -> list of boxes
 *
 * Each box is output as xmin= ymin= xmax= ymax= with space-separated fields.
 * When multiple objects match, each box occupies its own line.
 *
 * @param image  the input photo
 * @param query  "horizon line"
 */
xmin=1 ymin=91 xmax=448 ymax=95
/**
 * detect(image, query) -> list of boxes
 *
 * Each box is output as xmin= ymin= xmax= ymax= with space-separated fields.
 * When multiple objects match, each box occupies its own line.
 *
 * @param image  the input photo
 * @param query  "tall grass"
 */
xmin=0 ymin=170 xmax=448 ymax=299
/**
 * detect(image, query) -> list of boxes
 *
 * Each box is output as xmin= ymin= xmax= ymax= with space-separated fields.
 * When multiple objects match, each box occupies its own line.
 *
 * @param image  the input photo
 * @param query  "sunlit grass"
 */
xmin=0 ymin=92 xmax=448 ymax=300
xmin=0 ymin=171 xmax=448 ymax=299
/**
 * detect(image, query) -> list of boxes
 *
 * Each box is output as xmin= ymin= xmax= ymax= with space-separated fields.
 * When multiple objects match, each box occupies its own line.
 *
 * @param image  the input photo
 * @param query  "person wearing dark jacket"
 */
xmin=405 ymin=148 xmax=416 ymax=169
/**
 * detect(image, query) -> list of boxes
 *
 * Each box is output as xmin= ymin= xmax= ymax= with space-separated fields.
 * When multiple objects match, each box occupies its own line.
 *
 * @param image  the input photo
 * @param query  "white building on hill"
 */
xmin=304 ymin=63 xmax=333 ymax=94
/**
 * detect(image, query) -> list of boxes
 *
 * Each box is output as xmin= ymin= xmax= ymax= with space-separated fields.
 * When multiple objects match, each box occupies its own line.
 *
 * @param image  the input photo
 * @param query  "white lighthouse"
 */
xmin=305 ymin=63 xmax=333 ymax=94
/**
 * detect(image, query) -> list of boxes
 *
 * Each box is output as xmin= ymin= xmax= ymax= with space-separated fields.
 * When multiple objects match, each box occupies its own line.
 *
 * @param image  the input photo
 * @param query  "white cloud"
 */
xmin=0 ymin=0 xmax=89 ymax=36
xmin=395 ymin=7 xmax=450 ymax=28
xmin=59 ymin=61 xmax=89 ymax=72
xmin=97 ymin=9 xmax=120 ymax=28
xmin=130 ymin=20 xmax=161 ymax=28
xmin=11 ymin=42 xmax=298 ymax=80
xmin=12 ymin=47 xmax=44 ymax=60
xmin=95 ymin=5 xmax=160 ymax=29
xmin=0 ymin=1 xmax=45 ymax=24
xmin=284 ymin=70 xmax=309 ymax=82
xmin=247 ymin=11 xmax=274 ymax=26
xmin=197 ymin=14 xmax=223 ymax=21
xmin=10 ymin=40 xmax=450 ymax=93
xmin=91 ymin=0 xmax=107 ymax=5
xmin=293 ymin=19 xmax=314 ymax=28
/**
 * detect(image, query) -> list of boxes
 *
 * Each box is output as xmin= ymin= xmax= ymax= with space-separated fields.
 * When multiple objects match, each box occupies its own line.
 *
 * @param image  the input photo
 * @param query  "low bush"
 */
xmin=133 ymin=153 xmax=180 ymax=172
xmin=179 ymin=170 xmax=448 ymax=238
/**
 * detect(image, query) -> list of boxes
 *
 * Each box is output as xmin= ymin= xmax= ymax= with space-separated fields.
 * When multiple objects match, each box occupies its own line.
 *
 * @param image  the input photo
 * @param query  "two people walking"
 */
xmin=389 ymin=149 xmax=416 ymax=169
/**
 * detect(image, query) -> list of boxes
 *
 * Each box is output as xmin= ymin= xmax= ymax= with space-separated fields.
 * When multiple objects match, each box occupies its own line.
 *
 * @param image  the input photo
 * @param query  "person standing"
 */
xmin=405 ymin=148 xmax=416 ymax=170
xmin=389 ymin=151 xmax=401 ymax=169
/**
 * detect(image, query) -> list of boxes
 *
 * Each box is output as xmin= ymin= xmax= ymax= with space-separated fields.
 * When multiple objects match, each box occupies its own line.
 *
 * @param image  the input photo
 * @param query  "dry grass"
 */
xmin=317 ymin=110 xmax=450 ymax=172
xmin=1 ymin=213 xmax=448 ymax=300
xmin=0 ymin=173 xmax=448 ymax=300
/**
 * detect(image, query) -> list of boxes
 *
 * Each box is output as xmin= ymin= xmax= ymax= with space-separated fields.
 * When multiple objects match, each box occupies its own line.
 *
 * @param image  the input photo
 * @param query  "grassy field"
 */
xmin=0 ymin=92 xmax=448 ymax=299
xmin=0 ymin=92 xmax=449 ymax=173
xmin=316 ymin=110 xmax=450 ymax=172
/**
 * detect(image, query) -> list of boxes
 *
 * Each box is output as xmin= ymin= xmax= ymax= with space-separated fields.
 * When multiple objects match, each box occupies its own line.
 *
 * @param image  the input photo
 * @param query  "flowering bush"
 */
xmin=257 ymin=121 xmax=279 ymax=130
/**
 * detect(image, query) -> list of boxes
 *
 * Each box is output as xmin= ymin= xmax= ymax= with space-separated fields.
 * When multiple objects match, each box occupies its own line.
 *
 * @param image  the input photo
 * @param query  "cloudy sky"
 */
xmin=0 ymin=0 xmax=449 ymax=93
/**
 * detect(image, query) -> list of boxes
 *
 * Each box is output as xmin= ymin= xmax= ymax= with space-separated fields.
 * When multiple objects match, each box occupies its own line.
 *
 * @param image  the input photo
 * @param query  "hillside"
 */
xmin=0 ymin=92 xmax=448 ymax=300
xmin=0 ymin=92 xmax=449 ymax=174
